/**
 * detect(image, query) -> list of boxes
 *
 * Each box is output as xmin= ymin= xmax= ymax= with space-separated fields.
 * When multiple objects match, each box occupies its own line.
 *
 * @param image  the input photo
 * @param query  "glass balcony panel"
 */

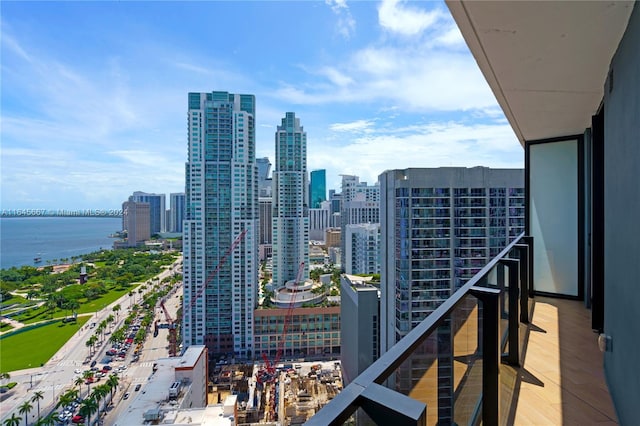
xmin=385 ymin=294 xmax=481 ymax=426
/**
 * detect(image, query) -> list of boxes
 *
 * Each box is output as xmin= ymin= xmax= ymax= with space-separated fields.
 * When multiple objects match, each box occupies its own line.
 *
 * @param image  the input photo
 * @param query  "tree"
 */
xmin=3 ymin=413 xmax=21 ymax=426
xmin=0 ymin=372 xmax=10 ymax=386
xmin=66 ymin=299 xmax=80 ymax=319
xmin=106 ymin=314 xmax=115 ymax=330
xmin=31 ymin=390 xmax=44 ymax=420
xmin=79 ymin=397 xmax=98 ymax=426
xmin=18 ymin=401 xmax=32 ymax=426
xmin=56 ymin=393 xmax=71 ymax=410
xmin=82 ymin=371 xmax=95 ymax=393
xmin=112 ymin=304 xmax=121 ymax=319
xmin=91 ymin=384 xmax=110 ymax=418
xmin=74 ymin=376 xmax=84 ymax=396
xmin=106 ymin=374 xmax=119 ymax=401
xmin=96 ymin=322 xmax=106 ymax=342
xmin=39 ymin=411 xmax=59 ymax=426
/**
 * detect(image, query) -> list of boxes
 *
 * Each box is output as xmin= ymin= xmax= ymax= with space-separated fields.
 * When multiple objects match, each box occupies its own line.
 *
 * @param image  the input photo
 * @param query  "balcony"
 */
xmin=502 ymin=296 xmax=616 ymax=425
xmin=308 ymin=235 xmax=616 ymax=425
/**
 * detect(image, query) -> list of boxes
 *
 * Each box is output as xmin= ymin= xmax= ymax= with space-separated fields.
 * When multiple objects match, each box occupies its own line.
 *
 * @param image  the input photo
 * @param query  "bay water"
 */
xmin=0 ymin=217 xmax=122 ymax=269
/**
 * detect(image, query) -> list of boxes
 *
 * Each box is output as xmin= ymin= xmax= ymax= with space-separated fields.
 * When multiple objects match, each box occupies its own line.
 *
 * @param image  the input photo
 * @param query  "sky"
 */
xmin=1 ymin=0 xmax=524 ymax=211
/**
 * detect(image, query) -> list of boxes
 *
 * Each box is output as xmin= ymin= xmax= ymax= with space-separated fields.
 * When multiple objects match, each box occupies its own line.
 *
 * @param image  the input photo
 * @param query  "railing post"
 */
xmin=470 ymin=286 xmax=500 ymax=426
xmin=500 ymin=259 xmax=520 ymax=366
xmin=514 ymin=244 xmax=530 ymax=323
xmin=522 ymin=236 xmax=534 ymax=297
xmin=497 ymin=262 xmax=506 ymax=319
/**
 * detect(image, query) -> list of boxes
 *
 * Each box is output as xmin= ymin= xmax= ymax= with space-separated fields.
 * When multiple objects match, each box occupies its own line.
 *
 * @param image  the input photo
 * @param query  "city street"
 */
xmin=102 ymin=285 xmax=182 ymax=425
xmin=0 ymin=257 xmax=182 ymax=425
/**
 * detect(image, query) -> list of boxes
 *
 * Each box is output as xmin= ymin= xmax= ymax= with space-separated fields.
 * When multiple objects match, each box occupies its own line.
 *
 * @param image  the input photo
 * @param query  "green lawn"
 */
xmin=12 ymin=287 xmax=135 ymax=324
xmin=76 ymin=287 xmax=134 ymax=314
xmin=0 ymin=316 xmax=90 ymax=372
xmin=0 ymin=322 xmax=14 ymax=331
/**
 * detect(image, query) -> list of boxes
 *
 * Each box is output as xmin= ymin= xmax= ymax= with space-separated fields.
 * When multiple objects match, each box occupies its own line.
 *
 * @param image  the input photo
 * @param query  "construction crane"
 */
xmin=159 ymin=229 xmax=248 ymax=357
xmin=186 ymin=229 xmax=248 ymax=313
xmin=160 ymin=297 xmax=177 ymax=357
xmin=257 ymin=261 xmax=305 ymax=384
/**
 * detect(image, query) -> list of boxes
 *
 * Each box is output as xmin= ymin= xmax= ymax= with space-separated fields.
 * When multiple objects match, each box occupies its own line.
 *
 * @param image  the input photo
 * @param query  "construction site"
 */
xmin=208 ymin=359 xmax=343 ymax=425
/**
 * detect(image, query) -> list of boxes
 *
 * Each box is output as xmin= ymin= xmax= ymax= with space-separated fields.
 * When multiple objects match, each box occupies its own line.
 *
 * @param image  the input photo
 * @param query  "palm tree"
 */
xmin=3 ymin=413 xmax=21 ymax=426
xmin=79 ymin=397 xmax=98 ymax=426
xmin=74 ymin=376 xmax=84 ymax=396
xmin=112 ymin=304 xmax=121 ymax=320
xmin=18 ymin=401 xmax=32 ymax=426
xmin=106 ymin=314 xmax=115 ymax=330
xmin=106 ymin=374 xmax=119 ymax=401
xmin=56 ymin=389 xmax=78 ymax=410
xmin=56 ymin=393 xmax=71 ymax=410
xmin=82 ymin=371 xmax=95 ymax=393
xmin=86 ymin=335 xmax=98 ymax=354
xmin=37 ymin=411 xmax=59 ymax=426
xmin=31 ymin=390 xmax=44 ymax=420
xmin=91 ymin=384 xmax=109 ymax=418
xmin=96 ymin=322 xmax=106 ymax=342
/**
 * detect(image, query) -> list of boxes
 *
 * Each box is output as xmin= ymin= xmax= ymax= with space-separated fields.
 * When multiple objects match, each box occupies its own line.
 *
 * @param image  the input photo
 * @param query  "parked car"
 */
xmin=72 ymin=415 xmax=84 ymax=423
xmin=123 ymin=392 xmax=130 ymax=400
xmin=134 ymin=384 xmax=141 ymax=391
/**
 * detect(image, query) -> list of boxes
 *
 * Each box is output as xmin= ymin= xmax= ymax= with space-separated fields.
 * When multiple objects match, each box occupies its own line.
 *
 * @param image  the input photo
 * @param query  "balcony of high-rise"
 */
xmin=307 ymin=1 xmax=639 ymax=424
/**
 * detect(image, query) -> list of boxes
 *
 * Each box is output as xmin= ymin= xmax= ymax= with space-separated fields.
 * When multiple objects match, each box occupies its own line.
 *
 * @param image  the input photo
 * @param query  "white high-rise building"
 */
xmin=340 ymin=175 xmax=380 ymax=267
xmin=344 ymin=223 xmax=380 ymax=275
xmin=182 ymin=91 xmax=258 ymax=358
xmin=272 ymin=112 xmax=309 ymax=287
xmin=309 ymin=200 xmax=331 ymax=242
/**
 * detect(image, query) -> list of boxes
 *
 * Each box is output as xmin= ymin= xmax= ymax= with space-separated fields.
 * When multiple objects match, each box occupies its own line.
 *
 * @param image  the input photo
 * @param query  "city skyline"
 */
xmin=1 ymin=0 xmax=523 ymax=211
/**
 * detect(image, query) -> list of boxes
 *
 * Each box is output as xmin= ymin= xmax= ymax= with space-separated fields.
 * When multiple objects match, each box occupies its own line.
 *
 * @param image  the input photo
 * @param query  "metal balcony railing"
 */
xmin=307 ymin=233 xmax=533 ymax=426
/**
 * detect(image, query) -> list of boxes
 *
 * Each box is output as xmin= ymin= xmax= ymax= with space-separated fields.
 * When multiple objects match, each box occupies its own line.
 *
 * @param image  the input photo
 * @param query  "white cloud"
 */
xmin=378 ymin=0 xmax=443 ymax=36
xmin=318 ymin=66 xmax=353 ymax=87
xmin=329 ymin=119 xmax=375 ymax=132
xmin=1 ymin=32 xmax=33 ymax=63
xmin=274 ymin=43 xmax=496 ymax=112
xmin=325 ymin=0 xmax=356 ymax=39
xmin=435 ymin=25 xmax=466 ymax=48
xmin=310 ymin=120 xmax=523 ymax=190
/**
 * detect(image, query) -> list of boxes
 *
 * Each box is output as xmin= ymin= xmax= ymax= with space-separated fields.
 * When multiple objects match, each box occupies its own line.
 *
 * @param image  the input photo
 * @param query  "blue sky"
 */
xmin=1 ymin=0 xmax=523 ymax=210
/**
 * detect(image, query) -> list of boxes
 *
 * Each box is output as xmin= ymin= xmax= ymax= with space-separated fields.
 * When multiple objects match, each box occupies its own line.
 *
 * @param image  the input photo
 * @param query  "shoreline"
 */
xmin=1 ymin=216 xmax=121 ymax=270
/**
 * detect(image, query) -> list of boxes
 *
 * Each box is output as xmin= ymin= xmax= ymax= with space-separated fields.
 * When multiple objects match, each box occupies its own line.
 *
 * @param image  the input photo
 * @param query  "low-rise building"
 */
xmin=253 ymin=306 xmax=340 ymax=360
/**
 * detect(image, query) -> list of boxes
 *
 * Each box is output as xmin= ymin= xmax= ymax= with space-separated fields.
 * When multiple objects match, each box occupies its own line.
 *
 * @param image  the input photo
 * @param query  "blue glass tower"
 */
xmin=310 ymin=169 xmax=327 ymax=209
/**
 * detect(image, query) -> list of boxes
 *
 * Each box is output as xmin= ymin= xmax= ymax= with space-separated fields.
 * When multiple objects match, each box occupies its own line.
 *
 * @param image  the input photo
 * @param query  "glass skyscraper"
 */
xmin=310 ymin=169 xmax=326 ymax=208
xmin=380 ymin=167 xmax=524 ymax=351
xmin=169 ymin=192 xmax=185 ymax=233
xmin=182 ymin=91 xmax=258 ymax=358
xmin=272 ymin=112 xmax=309 ymax=287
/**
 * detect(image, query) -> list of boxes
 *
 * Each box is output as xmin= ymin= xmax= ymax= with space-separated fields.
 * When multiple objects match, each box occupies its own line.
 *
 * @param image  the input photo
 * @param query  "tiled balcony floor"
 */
xmin=501 ymin=297 xmax=618 ymax=425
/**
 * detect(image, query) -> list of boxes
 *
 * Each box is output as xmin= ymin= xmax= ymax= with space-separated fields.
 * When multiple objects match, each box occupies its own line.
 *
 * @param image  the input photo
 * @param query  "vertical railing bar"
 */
xmin=515 ymin=244 xmax=529 ymax=323
xmin=470 ymin=286 xmax=500 ymax=426
xmin=523 ymin=236 xmax=534 ymax=297
xmin=500 ymin=259 xmax=520 ymax=366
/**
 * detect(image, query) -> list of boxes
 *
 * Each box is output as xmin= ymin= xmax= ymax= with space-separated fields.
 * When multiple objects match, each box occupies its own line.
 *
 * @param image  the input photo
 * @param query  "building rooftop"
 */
xmin=176 ymin=345 xmax=205 ymax=370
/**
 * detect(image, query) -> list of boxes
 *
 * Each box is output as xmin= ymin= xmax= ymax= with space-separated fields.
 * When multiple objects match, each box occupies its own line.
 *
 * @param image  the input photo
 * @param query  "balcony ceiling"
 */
xmin=446 ymin=1 xmax=634 ymax=145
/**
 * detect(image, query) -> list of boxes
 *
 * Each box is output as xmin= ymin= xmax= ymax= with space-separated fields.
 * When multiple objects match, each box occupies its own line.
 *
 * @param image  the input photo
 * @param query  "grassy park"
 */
xmin=0 ymin=248 xmax=179 ymax=373
xmin=0 ymin=317 xmax=90 ymax=372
